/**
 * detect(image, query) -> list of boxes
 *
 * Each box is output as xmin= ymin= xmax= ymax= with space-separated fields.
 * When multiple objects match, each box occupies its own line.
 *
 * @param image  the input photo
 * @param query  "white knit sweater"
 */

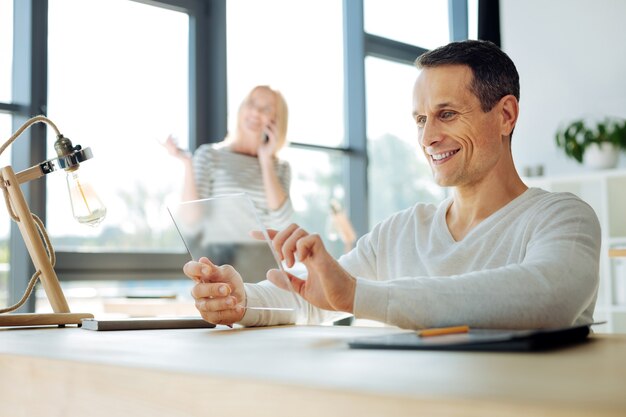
xmin=240 ymin=188 xmax=601 ymax=330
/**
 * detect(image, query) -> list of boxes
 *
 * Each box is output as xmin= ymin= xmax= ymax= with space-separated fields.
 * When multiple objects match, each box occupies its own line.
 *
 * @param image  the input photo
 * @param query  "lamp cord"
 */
xmin=0 ymin=116 xmax=60 ymax=314
xmin=0 ymin=115 xmax=61 ymax=156
xmin=0 ymin=209 xmax=55 ymax=314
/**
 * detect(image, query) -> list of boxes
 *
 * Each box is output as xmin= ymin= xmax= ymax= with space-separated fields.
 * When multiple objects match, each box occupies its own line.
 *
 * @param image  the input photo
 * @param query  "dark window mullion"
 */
xmin=364 ymin=34 xmax=428 ymax=65
xmin=0 ymin=103 xmax=29 ymax=114
xmin=343 ymin=0 xmax=368 ymax=239
xmin=8 ymin=0 xmax=48 ymax=312
xmin=189 ymin=0 xmax=226 ymax=149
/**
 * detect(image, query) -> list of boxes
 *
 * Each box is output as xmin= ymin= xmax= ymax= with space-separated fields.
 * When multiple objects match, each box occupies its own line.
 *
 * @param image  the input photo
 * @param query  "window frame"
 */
xmin=5 ymin=0 xmax=471 ymax=311
xmin=5 ymin=0 xmax=226 ymax=310
xmin=52 ymin=0 xmax=226 ymax=282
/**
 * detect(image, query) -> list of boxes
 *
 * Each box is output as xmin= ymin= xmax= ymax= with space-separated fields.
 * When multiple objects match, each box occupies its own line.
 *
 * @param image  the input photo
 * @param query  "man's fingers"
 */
xmin=196 ymin=302 xmax=243 ymax=326
xmin=183 ymin=259 xmax=216 ymax=281
xmin=252 ymin=225 xmax=313 ymax=267
xmin=271 ymin=224 xmax=300 ymax=260
xmin=288 ymin=275 xmax=306 ymax=298
xmin=267 ymin=269 xmax=306 ymax=297
xmin=195 ymin=295 xmax=237 ymax=312
xmin=183 ymin=257 xmax=216 ymax=276
xmin=198 ymin=256 xmax=217 ymax=268
xmin=194 ymin=295 xmax=245 ymax=325
xmin=295 ymin=233 xmax=322 ymax=263
xmin=266 ymin=269 xmax=290 ymax=291
xmin=282 ymin=227 xmax=309 ymax=267
xmin=184 ymin=258 xmax=240 ymax=284
xmin=191 ymin=282 xmax=232 ymax=299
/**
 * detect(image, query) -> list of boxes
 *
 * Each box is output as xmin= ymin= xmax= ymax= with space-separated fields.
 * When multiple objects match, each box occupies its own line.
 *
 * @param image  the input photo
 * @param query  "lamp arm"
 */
xmin=0 ymin=165 xmax=68 ymax=315
xmin=12 ymin=146 xmax=94 ymax=185
xmin=14 ymin=165 xmax=46 ymax=184
xmin=0 ymin=169 xmax=57 ymax=314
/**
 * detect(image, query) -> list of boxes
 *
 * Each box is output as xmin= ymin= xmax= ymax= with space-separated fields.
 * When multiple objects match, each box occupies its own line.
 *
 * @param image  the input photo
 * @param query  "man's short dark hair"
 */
xmin=415 ymin=40 xmax=520 ymax=113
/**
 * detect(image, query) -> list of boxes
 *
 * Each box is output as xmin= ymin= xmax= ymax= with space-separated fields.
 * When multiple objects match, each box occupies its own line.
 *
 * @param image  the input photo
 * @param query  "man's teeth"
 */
xmin=431 ymin=150 xmax=458 ymax=161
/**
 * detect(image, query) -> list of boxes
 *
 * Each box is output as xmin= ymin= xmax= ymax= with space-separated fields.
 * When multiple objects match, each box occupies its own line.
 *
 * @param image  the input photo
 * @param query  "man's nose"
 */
xmin=419 ymin=119 xmax=442 ymax=148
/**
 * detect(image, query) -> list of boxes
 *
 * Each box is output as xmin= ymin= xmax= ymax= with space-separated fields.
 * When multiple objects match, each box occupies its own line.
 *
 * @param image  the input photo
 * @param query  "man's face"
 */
xmin=412 ymin=65 xmax=506 ymax=188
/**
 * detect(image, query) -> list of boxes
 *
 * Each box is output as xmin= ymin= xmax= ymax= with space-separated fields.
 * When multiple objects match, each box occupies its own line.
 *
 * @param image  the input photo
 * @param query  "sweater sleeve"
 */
xmin=351 ymin=198 xmax=601 ymax=330
xmin=238 ymin=280 xmax=349 ymax=327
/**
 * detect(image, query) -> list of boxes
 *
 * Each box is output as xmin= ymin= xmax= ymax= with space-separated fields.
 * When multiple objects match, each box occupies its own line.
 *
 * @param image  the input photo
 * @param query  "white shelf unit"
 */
xmin=526 ymin=169 xmax=626 ymax=333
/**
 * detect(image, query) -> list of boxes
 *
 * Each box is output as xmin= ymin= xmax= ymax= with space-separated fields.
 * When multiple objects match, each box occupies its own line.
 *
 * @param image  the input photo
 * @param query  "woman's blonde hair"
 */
xmin=237 ymin=85 xmax=289 ymax=152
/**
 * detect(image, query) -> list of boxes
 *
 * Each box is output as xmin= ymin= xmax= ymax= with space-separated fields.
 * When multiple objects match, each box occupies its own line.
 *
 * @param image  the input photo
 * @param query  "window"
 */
xmin=6 ymin=0 xmax=472 ymax=314
xmin=227 ymin=0 xmax=347 ymax=256
xmin=0 ymin=0 xmax=12 ymax=103
xmin=364 ymin=0 xmax=449 ymax=49
xmin=0 ymin=114 xmax=11 ymax=306
xmin=282 ymin=147 xmax=348 ymax=257
xmin=226 ymin=0 xmax=344 ymax=148
xmin=0 ymin=0 xmax=13 ymax=308
xmin=46 ymin=0 xmax=189 ymax=253
xmin=365 ymin=57 xmax=444 ymax=227
xmin=468 ymin=0 xmax=478 ymax=40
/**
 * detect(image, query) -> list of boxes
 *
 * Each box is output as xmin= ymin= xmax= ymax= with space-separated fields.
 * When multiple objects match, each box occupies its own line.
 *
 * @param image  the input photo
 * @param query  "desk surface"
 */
xmin=1 ymin=324 xmax=625 ymax=417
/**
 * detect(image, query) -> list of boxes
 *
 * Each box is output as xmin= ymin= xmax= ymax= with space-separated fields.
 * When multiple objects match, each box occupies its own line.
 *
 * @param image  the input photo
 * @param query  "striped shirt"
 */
xmin=192 ymin=143 xmax=293 ymax=229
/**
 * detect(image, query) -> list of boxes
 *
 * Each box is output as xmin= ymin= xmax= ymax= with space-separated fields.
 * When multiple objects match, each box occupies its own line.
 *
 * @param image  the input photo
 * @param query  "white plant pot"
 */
xmin=583 ymin=142 xmax=619 ymax=169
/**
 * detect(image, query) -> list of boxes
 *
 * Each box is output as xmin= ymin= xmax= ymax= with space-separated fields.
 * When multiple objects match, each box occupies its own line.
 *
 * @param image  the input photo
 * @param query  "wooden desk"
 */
xmin=1 ymin=325 xmax=625 ymax=417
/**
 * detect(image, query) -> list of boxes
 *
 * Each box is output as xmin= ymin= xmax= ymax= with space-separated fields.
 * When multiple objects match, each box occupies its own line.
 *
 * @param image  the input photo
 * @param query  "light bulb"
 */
xmin=66 ymin=170 xmax=107 ymax=226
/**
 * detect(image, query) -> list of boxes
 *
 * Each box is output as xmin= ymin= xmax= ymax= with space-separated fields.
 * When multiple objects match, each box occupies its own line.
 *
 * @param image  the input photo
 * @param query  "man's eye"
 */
xmin=441 ymin=111 xmax=456 ymax=120
xmin=415 ymin=116 xmax=426 ymax=127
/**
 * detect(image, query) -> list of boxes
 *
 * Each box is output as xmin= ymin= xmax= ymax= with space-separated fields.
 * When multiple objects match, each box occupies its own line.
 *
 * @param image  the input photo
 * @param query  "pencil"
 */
xmin=418 ymin=325 xmax=470 ymax=337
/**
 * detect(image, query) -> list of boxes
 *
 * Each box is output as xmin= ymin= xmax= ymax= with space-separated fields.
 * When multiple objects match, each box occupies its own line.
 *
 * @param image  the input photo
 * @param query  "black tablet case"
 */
xmin=348 ymin=324 xmax=590 ymax=352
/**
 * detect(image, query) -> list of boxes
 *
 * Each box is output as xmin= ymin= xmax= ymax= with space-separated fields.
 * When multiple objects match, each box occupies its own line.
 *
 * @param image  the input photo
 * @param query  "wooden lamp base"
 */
xmin=0 ymin=312 xmax=94 ymax=327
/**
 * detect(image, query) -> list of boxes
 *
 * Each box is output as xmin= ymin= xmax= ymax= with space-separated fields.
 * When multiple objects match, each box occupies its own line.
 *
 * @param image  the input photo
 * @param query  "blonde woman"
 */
xmin=165 ymin=85 xmax=293 ymax=229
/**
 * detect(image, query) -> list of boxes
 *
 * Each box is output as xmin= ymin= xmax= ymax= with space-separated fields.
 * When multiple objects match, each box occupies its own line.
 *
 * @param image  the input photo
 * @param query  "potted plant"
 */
xmin=555 ymin=117 xmax=626 ymax=169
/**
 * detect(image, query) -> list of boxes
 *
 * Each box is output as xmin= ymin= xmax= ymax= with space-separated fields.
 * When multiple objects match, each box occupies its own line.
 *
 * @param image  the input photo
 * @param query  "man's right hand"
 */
xmin=184 ymin=257 xmax=246 ymax=325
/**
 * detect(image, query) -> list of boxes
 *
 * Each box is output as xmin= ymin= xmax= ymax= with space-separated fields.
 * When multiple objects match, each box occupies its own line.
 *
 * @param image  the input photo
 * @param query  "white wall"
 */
xmin=501 ymin=0 xmax=626 ymax=176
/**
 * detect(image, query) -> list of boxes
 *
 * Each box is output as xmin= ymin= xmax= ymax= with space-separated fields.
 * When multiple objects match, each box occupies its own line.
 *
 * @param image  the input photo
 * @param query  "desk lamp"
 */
xmin=0 ymin=115 xmax=106 ymax=327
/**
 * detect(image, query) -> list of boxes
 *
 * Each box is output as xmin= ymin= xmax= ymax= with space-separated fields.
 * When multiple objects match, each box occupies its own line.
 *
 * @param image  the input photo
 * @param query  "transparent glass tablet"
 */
xmin=167 ymin=193 xmax=301 ymax=312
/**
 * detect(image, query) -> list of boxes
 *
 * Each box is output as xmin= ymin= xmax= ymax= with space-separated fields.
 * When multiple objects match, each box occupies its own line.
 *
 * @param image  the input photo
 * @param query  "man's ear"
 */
xmin=498 ymin=95 xmax=519 ymax=137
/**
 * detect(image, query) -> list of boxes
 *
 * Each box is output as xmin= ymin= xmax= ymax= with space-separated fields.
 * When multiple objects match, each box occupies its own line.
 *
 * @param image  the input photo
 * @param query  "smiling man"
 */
xmin=184 ymin=40 xmax=601 ymax=330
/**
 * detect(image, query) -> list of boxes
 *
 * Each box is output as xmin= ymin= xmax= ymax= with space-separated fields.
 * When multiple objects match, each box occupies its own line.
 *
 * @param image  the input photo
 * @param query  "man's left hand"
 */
xmin=262 ymin=224 xmax=356 ymax=313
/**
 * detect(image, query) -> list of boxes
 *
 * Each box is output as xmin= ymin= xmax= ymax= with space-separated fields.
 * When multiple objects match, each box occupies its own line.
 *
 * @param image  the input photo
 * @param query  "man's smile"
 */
xmin=429 ymin=148 xmax=460 ymax=164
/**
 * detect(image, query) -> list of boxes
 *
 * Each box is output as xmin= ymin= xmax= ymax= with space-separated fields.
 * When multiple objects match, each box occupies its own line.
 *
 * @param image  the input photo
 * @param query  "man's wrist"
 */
xmin=338 ymin=275 xmax=357 ymax=313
